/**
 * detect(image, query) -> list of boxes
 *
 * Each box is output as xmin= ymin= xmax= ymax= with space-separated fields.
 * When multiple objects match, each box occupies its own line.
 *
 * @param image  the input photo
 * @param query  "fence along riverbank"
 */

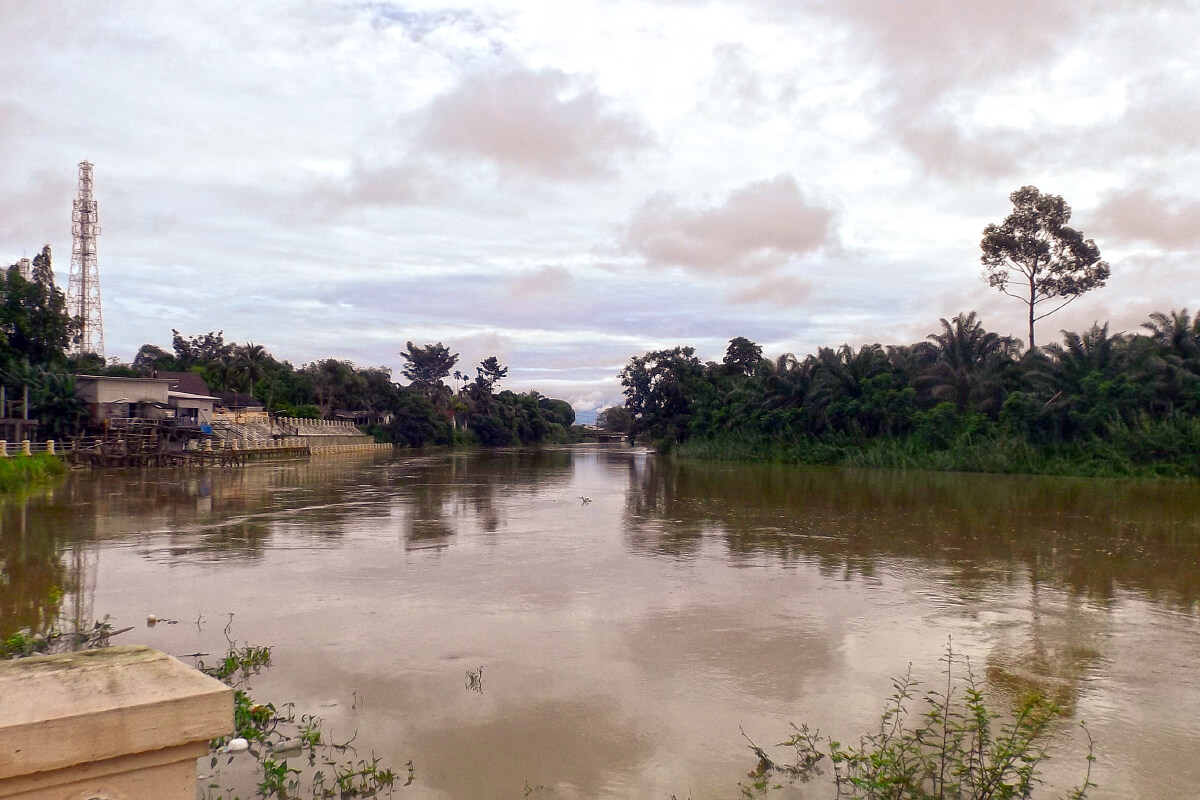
xmin=0 ymin=415 xmax=388 ymax=468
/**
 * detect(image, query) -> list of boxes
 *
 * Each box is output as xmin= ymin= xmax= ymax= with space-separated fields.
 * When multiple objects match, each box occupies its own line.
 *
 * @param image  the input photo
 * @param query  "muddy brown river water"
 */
xmin=3 ymin=445 xmax=1200 ymax=798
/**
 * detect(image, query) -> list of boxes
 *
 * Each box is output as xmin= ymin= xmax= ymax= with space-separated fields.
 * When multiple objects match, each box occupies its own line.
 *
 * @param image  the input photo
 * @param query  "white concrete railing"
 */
xmin=308 ymin=441 xmax=393 ymax=454
xmin=0 ymin=646 xmax=231 ymax=800
xmin=0 ymin=440 xmax=59 ymax=457
xmin=276 ymin=416 xmax=361 ymax=430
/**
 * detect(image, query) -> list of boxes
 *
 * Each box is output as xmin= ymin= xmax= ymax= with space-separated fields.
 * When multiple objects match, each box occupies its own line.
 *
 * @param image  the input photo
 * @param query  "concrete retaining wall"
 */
xmin=0 ymin=646 xmax=231 ymax=800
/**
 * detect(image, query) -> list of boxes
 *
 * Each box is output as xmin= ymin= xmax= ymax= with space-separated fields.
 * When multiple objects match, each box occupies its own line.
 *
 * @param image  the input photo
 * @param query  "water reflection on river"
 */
xmin=3 ymin=446 xmax=1200 ymax=799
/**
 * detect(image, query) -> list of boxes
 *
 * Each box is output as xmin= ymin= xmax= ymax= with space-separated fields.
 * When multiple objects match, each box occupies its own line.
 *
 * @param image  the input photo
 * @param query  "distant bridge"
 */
xmin=575 ymin=426 xmax=629 ymax=443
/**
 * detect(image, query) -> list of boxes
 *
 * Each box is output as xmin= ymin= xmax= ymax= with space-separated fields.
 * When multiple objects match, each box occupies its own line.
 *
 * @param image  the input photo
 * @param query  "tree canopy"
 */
xmin=116 ymin=331 xmax=576 ymax=449
xmin=981 ymin=186 xmax=1109 ymax=350
xmin=722 ymin=336 xmax=764 ymax=377
xmin=1 ymin=247 xmax=74 ymax=370
xmin=400 ymin=341 xmax=459 ymax=391
xmin=615 ymin=311 xmax=1200 ymax=476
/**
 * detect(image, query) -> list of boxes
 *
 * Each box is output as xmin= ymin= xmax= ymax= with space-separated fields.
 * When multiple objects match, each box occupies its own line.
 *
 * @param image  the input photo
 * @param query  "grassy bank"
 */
xmin=0 ymin=453 xmax=66 ymax=492
xmin=674 ymin=415 xmax=1200 ymax=478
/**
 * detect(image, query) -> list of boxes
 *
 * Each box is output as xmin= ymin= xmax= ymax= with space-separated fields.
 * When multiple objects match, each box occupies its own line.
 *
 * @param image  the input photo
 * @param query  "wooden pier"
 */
xmin=65 ymin=418 xmax=312 ymax=468
xmin=71 ymin=444 xmax=310 ymax=469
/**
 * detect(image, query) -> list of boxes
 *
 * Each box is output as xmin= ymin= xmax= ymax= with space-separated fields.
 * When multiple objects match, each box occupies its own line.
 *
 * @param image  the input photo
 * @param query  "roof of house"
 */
xmin=215 ymin=391 xmax=264 ymax=410
xmin=153 ymin=371 xmax=213 ymax=397
xmin=168 ymin=390 xmax=219 ymax=402
xmin=76 ymin=375 xmax=171 ymax=384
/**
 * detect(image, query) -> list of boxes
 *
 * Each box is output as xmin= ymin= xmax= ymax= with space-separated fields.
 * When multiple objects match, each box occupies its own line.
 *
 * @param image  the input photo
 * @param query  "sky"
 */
xmin=2 ymin=1 xmax=1198 ymax=413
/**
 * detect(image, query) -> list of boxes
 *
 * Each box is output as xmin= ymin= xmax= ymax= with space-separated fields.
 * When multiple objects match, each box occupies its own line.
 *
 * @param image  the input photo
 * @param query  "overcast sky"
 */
xmin=2 ymin=1 xmax=1198 ymax=411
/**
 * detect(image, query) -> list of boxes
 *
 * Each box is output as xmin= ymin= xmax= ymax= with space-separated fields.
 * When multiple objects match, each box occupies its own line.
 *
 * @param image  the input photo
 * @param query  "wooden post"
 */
xmin=0 ymin=646 xmax=232 ymax=800
xmin=46 ymin=440 xmax=54 ymax=455
xmin=20 ymin=440 xmax=30 ymax=456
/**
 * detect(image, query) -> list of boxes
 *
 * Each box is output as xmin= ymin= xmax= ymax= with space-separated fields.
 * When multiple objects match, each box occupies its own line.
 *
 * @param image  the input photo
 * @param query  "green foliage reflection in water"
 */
xmin=738 ymin=644 xmax=1094 ymax=799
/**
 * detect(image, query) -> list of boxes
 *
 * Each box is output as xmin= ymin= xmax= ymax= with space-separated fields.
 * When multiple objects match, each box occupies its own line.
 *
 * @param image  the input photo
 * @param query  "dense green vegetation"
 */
xmin=612 ymin=311 xmax=1200 ymax=477
xmin=0 ymin=453 xmax=66 ymax=492
xmin=2 ymin=248 xmax=576 ymax=448
xmin=0 ymin=248 xmax=89 ymax=436
xmin=123 ymin=332 xmax=577 ymax=448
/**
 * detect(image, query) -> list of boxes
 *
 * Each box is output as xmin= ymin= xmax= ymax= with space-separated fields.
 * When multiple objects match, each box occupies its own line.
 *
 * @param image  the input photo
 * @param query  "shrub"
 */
xmin=0 ymin=453 xmax=66 ymax=493
xmin=739 ymin=642 xmax=1094 ymax=799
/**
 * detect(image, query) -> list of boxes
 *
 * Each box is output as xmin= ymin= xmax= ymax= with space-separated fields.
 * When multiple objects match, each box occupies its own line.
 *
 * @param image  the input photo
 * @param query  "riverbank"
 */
xmin=674 ymin=414 xmax=1200 ymax=478
xmin=0 ymin=453 xmax=66 ymax=492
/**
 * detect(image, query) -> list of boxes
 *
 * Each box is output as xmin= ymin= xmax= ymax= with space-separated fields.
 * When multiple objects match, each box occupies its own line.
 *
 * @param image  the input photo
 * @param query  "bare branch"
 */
xmin=1033 ymin=293 xmax=1081 ymax=322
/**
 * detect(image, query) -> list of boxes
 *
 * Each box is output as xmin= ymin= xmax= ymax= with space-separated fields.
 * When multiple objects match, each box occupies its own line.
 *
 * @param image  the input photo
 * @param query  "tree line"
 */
xmin=602 ymin=186 xmax=1194 ymax=476
xmin=0 ymin=183 xmax=1149 ymax=465
xmin=125 ymin=333 xmax=576 ymax=447
xmin=1 ymin=251 xmax=575 ymax=447
xmin=606 ymin=310 xmax=1200 ymax=476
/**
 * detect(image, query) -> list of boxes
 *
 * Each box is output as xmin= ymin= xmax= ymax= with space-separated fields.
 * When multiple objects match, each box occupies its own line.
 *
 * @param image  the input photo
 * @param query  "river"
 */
xmin=3 ymin=445 xmax=1199 ymax=798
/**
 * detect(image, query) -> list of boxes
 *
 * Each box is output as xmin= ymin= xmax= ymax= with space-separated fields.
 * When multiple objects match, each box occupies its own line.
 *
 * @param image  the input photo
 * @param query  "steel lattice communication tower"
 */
xmin=67 ymin=160 xmax=104 ymax=358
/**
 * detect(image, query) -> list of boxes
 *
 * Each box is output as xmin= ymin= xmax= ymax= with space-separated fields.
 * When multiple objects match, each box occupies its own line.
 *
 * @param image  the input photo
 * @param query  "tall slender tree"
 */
xmin=981 ymin=186 xmax=1109 ymax=350
xmin=236 ymin=342 xmax=269 ymax=397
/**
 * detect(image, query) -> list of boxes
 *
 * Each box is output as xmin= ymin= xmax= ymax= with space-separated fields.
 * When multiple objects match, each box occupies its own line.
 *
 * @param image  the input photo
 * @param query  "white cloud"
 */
xmin=622 ymin=175 xmax=836 ymax=275
xmin=1094 ymin=187 xmax=1200 ymax=250
xmin=418 ymin=62 xmax=653 ymax=179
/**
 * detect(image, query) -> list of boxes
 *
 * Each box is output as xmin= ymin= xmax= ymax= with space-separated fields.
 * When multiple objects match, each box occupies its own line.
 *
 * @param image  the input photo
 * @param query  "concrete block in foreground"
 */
xmin=0 ymin=645 xmax=232 ymax=800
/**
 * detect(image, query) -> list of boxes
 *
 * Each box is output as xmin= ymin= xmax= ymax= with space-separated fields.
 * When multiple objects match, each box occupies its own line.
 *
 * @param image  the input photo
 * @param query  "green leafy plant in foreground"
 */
xmin=739 ymin=643 xmax=1095 ymax=799
xmin=197 ymin=621 xmax=403 ymax=799
xmin=0 ymin=617 xmax=115 ymax=659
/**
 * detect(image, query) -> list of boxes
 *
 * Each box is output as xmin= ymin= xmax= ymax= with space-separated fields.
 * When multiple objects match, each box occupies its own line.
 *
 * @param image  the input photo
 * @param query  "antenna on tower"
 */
xmin=67 ymin=160 xmax=105 ymax=358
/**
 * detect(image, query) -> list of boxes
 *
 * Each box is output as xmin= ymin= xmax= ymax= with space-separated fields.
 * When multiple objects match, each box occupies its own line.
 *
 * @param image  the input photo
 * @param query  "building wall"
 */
xmin=169 ymin=398 xmax=214 ymax=426
xmin=76 ymin=378 xmax=170 ymax=405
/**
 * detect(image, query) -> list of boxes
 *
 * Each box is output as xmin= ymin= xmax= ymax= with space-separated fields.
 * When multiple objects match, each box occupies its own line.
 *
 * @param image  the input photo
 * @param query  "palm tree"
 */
xmin=806 ymin=344 xmax=894 ymax=435
xmin=1138 ymin=310 xmax=1200 ymax=412
xmin=1142 ymin=309 xmax=1199 ymax=356
xmin=762 ymin=352 xmax=811 ymax=411
xmin=1044 ymin=323 xmax=1125 ymax=386
xmin=1039 ymin=323 xmax=1139 ymax=436
xmin=200 ymin=353 xmax=239 ymax=393
xmin=236 ymin=343 xmax=269 ymax=399
xmin=919 ymin=312 xmax=1020 ymax=413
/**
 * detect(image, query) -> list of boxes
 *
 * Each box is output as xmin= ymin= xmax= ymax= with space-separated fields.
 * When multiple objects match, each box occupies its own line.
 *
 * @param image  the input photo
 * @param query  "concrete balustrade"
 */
xmin=307 ymin=440 xmax=392 ymax=454
xmin=0 ymin=646 xmax=231 ymax=800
